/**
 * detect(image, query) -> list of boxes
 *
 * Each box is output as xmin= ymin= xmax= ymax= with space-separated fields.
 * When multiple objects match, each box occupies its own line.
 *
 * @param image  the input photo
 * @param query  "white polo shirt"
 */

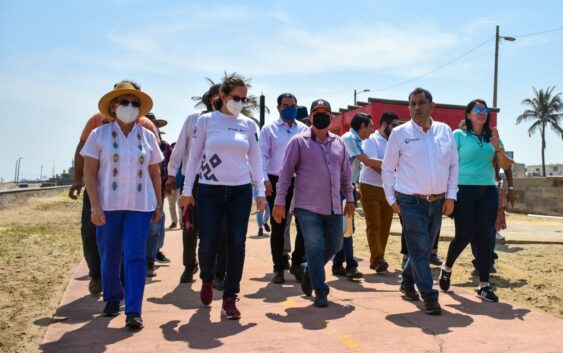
xmin=359 ymin=131 xmax=387 ymax=187
xmin=80 ymin=122 xmax=164 ymax=212
xmin=382 ymin=119 xmax=459 ymax=205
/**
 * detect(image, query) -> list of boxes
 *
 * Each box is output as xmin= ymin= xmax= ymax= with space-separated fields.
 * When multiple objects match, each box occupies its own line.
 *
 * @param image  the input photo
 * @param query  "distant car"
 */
xmin=40 ymin=182 xmax=55 ymax=187
xmin=18 ymin=183 xmax=29 ymax=188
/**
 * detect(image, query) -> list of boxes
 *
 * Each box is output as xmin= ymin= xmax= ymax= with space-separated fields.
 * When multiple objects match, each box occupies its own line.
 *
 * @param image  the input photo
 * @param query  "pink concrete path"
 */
xmin=40 ymin=223 xmax=563 ymax=353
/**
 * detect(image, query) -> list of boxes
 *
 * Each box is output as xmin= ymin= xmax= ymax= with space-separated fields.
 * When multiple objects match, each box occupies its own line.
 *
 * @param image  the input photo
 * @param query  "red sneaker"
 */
xmin=200 ymin=281 xmax=213 ymax=306
xmin=221 ymin=297 xmax=241 ymax=320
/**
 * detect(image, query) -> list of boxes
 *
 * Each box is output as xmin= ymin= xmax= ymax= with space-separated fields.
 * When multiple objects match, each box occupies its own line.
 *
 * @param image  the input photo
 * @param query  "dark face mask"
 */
xmin=312 ymin=113 xmax=331 ymax=129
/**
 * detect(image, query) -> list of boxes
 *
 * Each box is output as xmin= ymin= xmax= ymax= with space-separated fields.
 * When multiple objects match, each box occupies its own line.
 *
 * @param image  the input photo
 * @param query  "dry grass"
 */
xmin=0 ymin=193 xmax=82 ymax=353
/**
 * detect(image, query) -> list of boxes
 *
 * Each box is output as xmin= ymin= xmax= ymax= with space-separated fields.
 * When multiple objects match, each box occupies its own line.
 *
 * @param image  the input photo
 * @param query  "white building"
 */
xmin=526 ymin=164 xmax=563 ymax=177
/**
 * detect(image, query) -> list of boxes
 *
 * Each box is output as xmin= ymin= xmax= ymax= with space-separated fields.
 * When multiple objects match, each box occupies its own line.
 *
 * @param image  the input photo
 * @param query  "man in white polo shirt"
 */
xmin=382 ymin=87 xmax=458 ymax=315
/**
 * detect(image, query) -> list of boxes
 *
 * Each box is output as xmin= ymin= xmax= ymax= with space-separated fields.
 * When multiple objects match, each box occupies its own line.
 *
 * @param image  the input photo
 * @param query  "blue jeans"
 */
xmin=333 ymin=190 xmax=358 ymax=271
xmin=398 ymin=193 xmax=442 ymax=301
xmin=146 ymin=213 xmax=165 ymax=261
xmin=253 ymin=185 xmax=270 ymax=227
xmin=447 ymin=185 xmax=498 ymax=283
xmin=97 ymin=211 xmax=153 ymax=314
xmin=196 ymin=183 xmax=252 ymax=299
xmin=295 ymin=208 xmax=343 ymax=294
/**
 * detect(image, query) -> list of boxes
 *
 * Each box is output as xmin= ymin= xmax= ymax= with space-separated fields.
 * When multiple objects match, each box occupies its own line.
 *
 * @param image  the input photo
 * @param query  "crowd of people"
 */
xmin=68 ymin=76 xmax=514 ymax=329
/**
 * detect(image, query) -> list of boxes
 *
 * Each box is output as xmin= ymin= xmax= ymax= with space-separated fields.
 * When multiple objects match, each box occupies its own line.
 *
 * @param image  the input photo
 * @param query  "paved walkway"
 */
xmin=40 ymin=217 xmax=563 ymax=353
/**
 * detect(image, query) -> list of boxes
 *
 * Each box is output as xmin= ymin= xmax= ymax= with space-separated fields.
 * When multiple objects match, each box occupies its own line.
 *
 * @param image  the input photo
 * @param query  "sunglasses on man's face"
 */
xmin=229 ymin=95 xmax=249 ymax=103
xmin=118 ymin=99 xmax=141 ymax=108
xmin=472 ymin=107 xmax=489 ymax=114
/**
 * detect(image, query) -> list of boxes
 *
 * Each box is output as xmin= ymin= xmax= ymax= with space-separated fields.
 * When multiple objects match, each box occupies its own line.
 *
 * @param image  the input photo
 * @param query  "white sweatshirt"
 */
xmin=182 ymin=111 xmax=265 ymax=197
xmin=167 ymin=112 xmax=200 ymax=177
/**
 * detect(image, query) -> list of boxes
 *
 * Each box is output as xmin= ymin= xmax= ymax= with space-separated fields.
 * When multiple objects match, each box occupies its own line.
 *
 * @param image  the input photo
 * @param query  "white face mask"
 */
xmin=226 ymin=99 xmax=244 ymax=116
xmin=115 ymin=105 xmax=139 ymax=124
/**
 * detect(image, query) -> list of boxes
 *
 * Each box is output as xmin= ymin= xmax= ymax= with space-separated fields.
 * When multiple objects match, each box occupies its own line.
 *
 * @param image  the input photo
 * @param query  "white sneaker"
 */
xmin=495 ymin=232 xmax=505 ymax=241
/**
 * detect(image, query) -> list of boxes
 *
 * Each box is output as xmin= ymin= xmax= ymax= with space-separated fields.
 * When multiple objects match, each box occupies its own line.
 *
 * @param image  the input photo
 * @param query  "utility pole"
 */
xmin=353 ymin=89 xmax=370 ymax=106
xmin=493 ymin=25 xmax=516 ymax=107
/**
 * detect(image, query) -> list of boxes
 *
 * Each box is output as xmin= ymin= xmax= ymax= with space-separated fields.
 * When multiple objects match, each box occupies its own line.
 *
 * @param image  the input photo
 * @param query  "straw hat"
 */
xmin=98 ymin=81 xmax=153 ymax=119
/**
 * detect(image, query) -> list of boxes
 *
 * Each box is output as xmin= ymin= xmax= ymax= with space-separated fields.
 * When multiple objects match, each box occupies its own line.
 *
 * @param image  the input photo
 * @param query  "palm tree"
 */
xmin=191 ymin=72 xmax=269 ymax=126
xmin=516 ymin=86 xmax=563 ymax=177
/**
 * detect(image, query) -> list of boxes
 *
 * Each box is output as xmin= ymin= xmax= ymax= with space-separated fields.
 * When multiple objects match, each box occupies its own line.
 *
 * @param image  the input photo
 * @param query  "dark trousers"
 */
xmin=266 ymin=174 xmax=305 ymax=271
xmin=197 ymin=183 xmax=252 ymax=299
xmin=445 ymin=185 xmax=498 ymax=283
xmin=182 ymin=178 xmax=199 ymax=272
xmin=82 ymin=190 xmax=101 ymax=279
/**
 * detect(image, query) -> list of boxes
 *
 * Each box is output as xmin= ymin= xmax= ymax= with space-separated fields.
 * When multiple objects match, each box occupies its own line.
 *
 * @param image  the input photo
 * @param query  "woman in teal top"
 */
xmin=438 ymin=99 xmax=511 ymax=302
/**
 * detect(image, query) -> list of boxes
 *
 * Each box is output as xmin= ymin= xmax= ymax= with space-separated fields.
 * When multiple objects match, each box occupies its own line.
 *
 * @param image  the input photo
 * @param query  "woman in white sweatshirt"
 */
xmin=180 ymin=74 xmax=266 ymax=320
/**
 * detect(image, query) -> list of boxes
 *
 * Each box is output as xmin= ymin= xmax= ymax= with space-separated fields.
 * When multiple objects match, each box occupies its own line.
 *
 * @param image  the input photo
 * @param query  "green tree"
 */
xmin=517 ymin=86 xmax=563 ymax=177
xmin=191 ymin=72 xmax=269 ymax=126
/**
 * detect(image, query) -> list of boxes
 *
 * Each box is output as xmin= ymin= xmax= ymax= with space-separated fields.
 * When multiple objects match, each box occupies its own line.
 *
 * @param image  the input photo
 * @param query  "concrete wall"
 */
xmin=510 ymin=177 xmax=563 ymax=216
xmin=0 ymin=186 xmax=68 ymax=210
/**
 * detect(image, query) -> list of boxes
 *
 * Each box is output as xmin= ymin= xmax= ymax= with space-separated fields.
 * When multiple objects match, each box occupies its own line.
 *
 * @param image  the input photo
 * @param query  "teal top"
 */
xmin=453 ymin=129 xmax=502 ymax=186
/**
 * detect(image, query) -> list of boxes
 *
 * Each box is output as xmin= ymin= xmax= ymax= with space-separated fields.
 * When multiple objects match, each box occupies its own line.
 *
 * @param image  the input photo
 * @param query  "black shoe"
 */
xmin=88 ymin=277 xmax=102 ymax=295
xmin=490 ymin=265 xmax=497 ymax=273
xmin=155 ymin=251 xmax=171 ymax=263
xmin=272 ymin=270 xmax=285 ymax=284
xmin=332 ymin=266 xmax=347 ymax=276
xmin=289 ymin=264 xmax=303 ymax=282
xmin=146 ymin=261 xmax=156 ymax=278
xmin=439 ymin=266 xmax=452 ymax=291
xmin=103 ymin=301 xmax=120 ymax=317
xmin=125 ymin=312 xmax=143 ymax=329
xmin=400 ymin=284 xmax=420 ymax=301
xmin=374 ymin=261 xmax=389 ymax=273
xmin=429 ymin=254 xmax=443 ymax=266
xmin=213 ymin=277 xmax=225 ymax=291
xmin=476 ymin=285 xmax=499 ymax=302
xmin=314 ymin=291 xmax=328 ymax=307
xmin=258 ymin=228 xmax=264 ymax=236
xmin=169 ymin=222 xmax=177 ymax=229
xmin=346 ymin=268 xmax=363 ymax=279
xmin=423 ymin=300 xmax=442 ymax=315
xmin=264 ymin=223 xmax=271 ymax=232
xmin=180 ymin=268 xmax=194 ymax=283
xmin=282 ymin=254 xmax=290 ymax=270
xmin=300 ymin=264 xmax=312 ymax=296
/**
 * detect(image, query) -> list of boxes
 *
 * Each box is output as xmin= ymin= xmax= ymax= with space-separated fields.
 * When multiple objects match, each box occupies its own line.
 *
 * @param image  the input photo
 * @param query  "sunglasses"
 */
xmin=229 ymin=95 xmax=249 ymax=103
xmin=472 ymin=107 xmax=489 ymax=114
xmin=118 ymin=99 xmax=141 ymax=108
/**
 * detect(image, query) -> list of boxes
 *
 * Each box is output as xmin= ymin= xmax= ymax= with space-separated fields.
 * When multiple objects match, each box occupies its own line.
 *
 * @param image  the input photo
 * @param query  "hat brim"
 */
xmin=154 ymin=119 xmax=168 ymax=128
xmin=98 ymin=88 xmax=153 ymax=120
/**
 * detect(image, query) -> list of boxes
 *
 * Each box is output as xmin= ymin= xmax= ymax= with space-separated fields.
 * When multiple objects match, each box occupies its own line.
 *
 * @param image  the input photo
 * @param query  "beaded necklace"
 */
xmin=111 ymin=123 xmax=145 ymax=192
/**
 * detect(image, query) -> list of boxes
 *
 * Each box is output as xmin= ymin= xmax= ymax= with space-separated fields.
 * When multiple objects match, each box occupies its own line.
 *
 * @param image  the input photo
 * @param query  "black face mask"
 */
xmin=312 ymin=113 xmax=331 ymax=129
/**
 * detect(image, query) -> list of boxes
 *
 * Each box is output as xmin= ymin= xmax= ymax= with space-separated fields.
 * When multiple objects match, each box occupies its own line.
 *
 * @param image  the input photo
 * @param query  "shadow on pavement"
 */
xmin=445 ymin=292 xmax=530 ymax=320
xmin=245 ymin=281 xmax=304 ymax=303
xmin=147 ymin=283 xmax=202 ymax=310
xmin=35 ymin=294 xmax=103 ymax=326
xmin=39 ymin=316 xmax=135 ymax=353
xmin=266 ymin=302 xmax=355 ymax=330
xmin=496 ymin=244 xmax=525 ymax=253
xmin=362 ymin=269 xmax=403 ymax=286
xmin=386 ymin=309 xmax=474 ymax=335
xmin=326 ymin=279 xmax=377 ymax=293
xmin=160 ymin=308 xmax=257 ymax=350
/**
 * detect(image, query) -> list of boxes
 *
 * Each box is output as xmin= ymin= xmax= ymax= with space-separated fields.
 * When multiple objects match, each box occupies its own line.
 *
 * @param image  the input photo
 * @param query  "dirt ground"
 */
xmin=0 ymin=193 xmax=82 ymax=353
xmin=0 ymin=194 xmax=561 ymax=353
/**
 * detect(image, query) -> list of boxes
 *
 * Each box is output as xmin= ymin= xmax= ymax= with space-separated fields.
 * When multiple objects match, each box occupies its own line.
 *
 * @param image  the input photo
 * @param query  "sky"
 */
xmin=1 ymin=0 xmax=562 ymax=181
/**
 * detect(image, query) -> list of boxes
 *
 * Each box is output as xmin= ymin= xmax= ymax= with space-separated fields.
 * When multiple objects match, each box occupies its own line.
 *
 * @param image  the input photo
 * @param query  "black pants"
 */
xmin=400 ymin=215 xmax=439 ymax=255
xmin=445 ymin=185 xmax=498 ymax=282
xmin=266 ymin=174 xmax=305 ymax=271
xmin=82 ymin=190 xmax=101 ymax=279
xmin=182 ymin=177 xmax=199 ymax=272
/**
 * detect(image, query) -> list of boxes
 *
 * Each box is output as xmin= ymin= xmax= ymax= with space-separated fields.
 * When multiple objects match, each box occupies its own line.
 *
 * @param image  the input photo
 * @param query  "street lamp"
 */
xmin=354 ymin=89 xmax=370 ymax=106
xmin=493 ymin=25 xmax=516 ymax=107
xmin=14 ymin=157 xmax=22 ymax=185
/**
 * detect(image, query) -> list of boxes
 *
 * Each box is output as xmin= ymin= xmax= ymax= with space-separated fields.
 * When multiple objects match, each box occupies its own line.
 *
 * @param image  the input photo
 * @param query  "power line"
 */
xmin=370 ymin=36 xmax=495 ymax=92
xmin=513 ymin=26 xmax=563 ymax=38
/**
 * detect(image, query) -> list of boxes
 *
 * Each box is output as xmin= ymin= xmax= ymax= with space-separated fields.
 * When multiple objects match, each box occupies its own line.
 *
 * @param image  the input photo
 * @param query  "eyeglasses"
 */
xmin=229 ymin=95 xmax=249 ymax=103
xmin=472 ymin=107 xmax=489 ymax=114
xmin=118 ymin=99 xmax=141 ymax=108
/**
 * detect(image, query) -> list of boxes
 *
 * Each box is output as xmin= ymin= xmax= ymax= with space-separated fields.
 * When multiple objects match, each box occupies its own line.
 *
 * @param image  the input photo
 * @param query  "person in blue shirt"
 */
xmin=439 ymin=99 xmax=512 ymax=302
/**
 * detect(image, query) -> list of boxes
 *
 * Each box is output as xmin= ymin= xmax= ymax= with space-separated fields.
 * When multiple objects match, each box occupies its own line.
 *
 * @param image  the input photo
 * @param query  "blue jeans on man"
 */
xmin=398 ymin=193 xmax=442 ymax=301
xmin=147 ymin=213 xmax=165 ymax=262
xmin=332 ymin=190 xmax=359 ymax=272
xmin=295 ymin=208 xmax=343 ymax=295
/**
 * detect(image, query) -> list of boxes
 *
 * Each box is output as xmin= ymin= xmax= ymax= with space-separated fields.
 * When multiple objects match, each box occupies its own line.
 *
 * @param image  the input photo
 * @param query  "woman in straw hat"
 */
xmin=81 ymin=81 xmax=163 ymax=329
xmin=179 ymin=74 xmax=266 ymax=320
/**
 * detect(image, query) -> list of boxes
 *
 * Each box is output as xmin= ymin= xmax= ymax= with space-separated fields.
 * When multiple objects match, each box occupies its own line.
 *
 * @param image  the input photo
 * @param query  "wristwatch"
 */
xmin=508 ymin=186 xmax=514 ymax=190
